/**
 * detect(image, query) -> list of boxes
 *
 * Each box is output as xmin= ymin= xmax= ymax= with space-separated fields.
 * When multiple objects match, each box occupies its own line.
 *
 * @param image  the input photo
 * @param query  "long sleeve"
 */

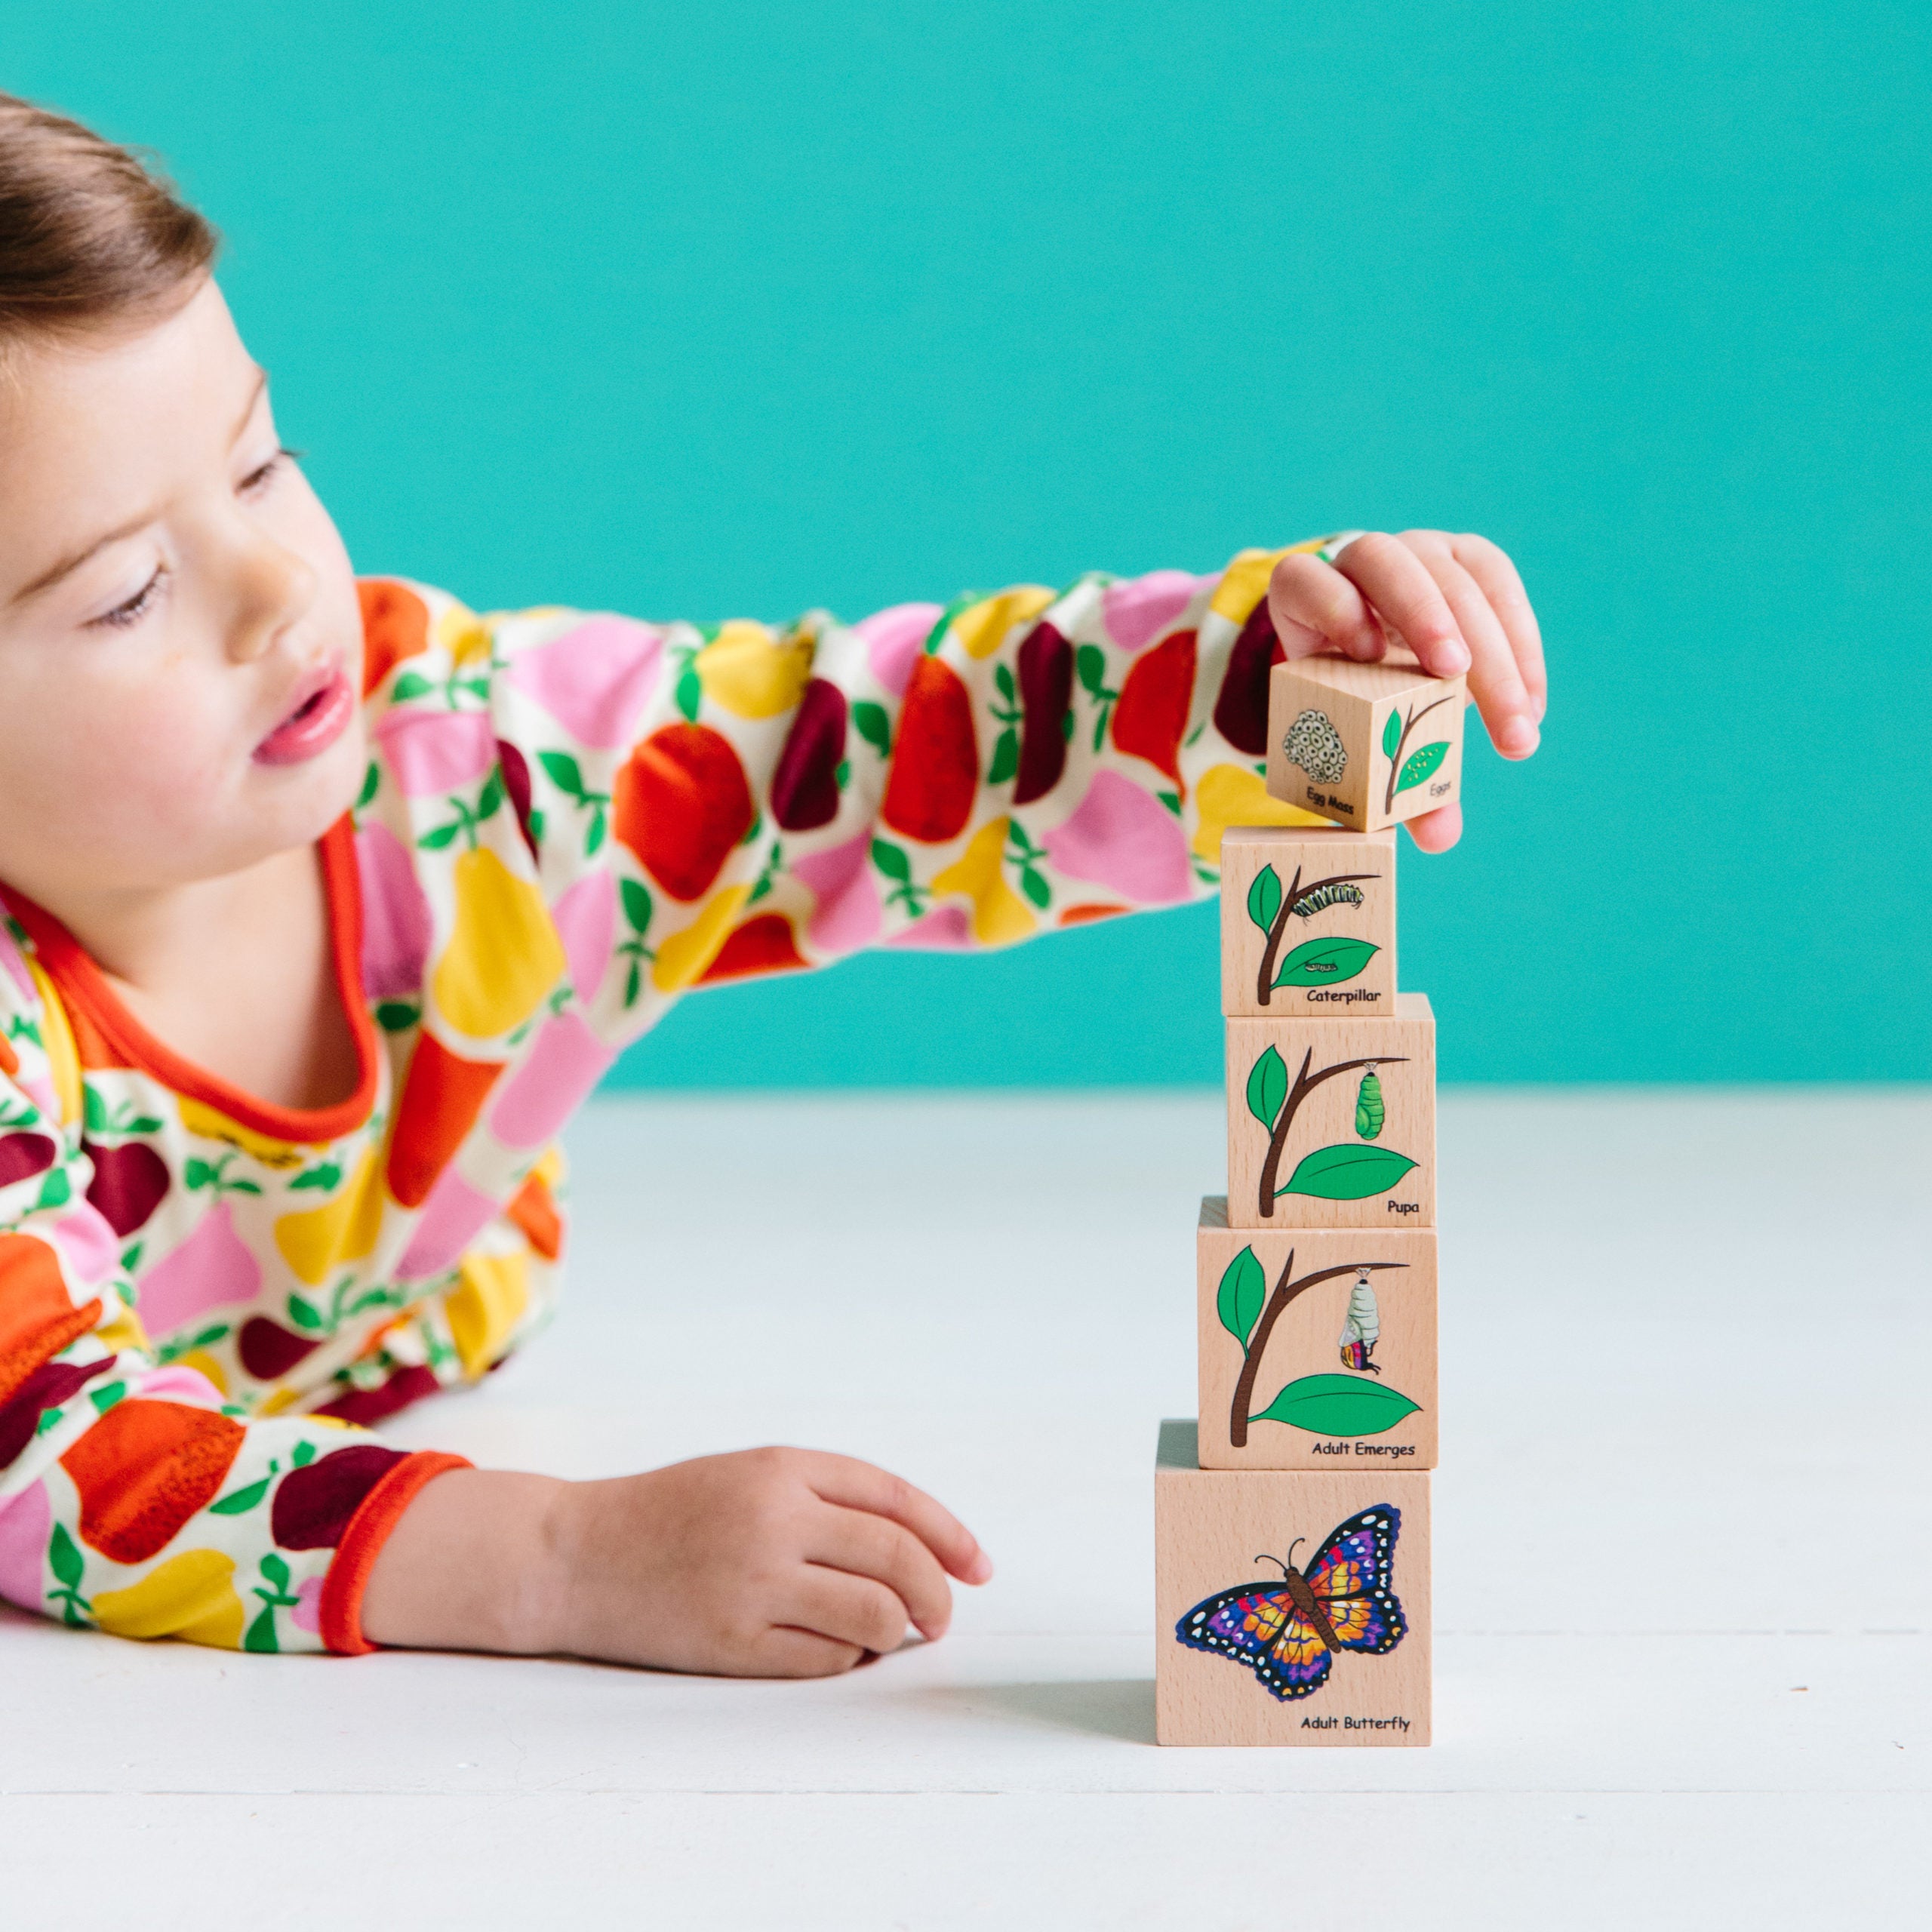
xmin=355 ymin=538 xmax=1344 ymax=1063
xmin=0 ymin=949 xmax=466 ymax=1653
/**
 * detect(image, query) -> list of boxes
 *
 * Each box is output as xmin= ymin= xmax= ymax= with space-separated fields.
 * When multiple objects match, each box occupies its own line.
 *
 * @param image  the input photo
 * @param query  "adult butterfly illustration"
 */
xmin=1174 ymin=1504 xmax=1405 ymax=1701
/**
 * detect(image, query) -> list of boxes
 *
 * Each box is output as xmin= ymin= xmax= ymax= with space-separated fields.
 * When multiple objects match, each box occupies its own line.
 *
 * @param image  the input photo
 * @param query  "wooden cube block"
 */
xmin=1218 ymin=825 xmax=1398 ymax=1019
xmin=1155 ymin=1421 xmax=1431 ymax=1746
xmin=1196 ymin=1201 xmax=1436 ymax=1470
xmin=1265 ymin=650 xmax=1466 ymax=832
xmin=1225 ymin=995 xmax=1435 ymax=1229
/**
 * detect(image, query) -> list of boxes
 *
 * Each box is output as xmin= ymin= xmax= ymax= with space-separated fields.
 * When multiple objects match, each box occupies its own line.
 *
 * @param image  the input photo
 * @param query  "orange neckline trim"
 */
xmin=0 ymin=814 xmax=380 ymax=1146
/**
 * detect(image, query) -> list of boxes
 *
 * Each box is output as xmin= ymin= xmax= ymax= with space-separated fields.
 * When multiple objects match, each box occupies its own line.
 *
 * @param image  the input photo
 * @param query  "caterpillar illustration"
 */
xmin=1338 ymin=1270 xmax=1382 ymax=1374
xmin=1355 ymin=1066 xmax=1385 ymax=1140
xmin=1290 ymin=881 xmax=1366 ymax=920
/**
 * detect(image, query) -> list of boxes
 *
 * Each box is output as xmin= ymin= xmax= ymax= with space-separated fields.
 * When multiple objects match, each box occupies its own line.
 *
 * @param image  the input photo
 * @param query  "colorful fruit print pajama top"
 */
xmin=0 ymin=539 xmax=1344 ymax=1655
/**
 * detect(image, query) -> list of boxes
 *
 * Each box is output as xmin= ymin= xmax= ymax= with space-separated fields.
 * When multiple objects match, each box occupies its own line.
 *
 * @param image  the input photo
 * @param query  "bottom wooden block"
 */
xmin=1155 ymin=1420 xmax=1431 ymax=1746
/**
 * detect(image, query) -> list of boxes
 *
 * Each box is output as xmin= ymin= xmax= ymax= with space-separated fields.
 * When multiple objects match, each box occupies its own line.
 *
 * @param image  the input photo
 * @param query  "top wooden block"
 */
xmin=1266 ymin=651 xmax=1466 ymax=832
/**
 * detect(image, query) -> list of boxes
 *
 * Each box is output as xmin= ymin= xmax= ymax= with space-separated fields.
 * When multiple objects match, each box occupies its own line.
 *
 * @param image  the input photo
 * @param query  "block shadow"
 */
xmin=913 ymin=1677 xmax=1157 ymax=1746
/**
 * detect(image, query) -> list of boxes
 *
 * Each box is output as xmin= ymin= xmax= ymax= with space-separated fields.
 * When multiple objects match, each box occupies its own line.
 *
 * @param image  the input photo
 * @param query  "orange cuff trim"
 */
xmin=318 ymin=1448 xmax=472 ymax=1656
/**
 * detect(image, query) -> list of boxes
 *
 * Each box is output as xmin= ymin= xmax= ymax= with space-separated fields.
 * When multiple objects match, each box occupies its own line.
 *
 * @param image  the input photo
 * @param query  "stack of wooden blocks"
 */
xmin=1155 ymin=647 xmax=1466 ymax=1747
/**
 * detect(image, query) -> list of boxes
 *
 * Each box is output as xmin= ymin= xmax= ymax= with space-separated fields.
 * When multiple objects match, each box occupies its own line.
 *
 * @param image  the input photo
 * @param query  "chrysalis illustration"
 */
xmin=1355 ymin=1065 xmax=1385 ymax=1140
xmin=1281 ymin=709 xmax=1348 ymax=786
xmin=1338 ymin=1269 xmax=1382 ymax=1374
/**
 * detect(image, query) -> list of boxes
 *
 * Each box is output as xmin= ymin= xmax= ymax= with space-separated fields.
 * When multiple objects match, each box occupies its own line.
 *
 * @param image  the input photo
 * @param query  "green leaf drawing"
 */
xmin=475 ymin=768 xmax=506 ymax=820
xmin=1246 ymin=863 xmax=1281 ymax=937
xmin=1249 ymin=1374 xmax=1420 ymax=1436
xmin=1075 ymin=644 xmax=1108 ymax=697
xmin=993 ymin=663 xmax=1017 ymax=704
xmin=244 ymin=1606 xmax=280 ymax=1654
xmin=871 ymin=838 xmax=911 ymax=882
xmin=852 ymin=700 xmax=892 ymax=758
xmin=675 ymin=661 xmax=703 ymax=722
xmin=1396 ymin=740 xmax=1450 ymax=793
xmin=988 ymin=728 xmax=1019 ymax=785
xmin=1019 ymin=866 xmax=1051 ymax=909
xmin=357 ymin=761 xmax=381 ymax=809
xmin=537 ymin=749 xmax=586 ymax=798
xmin=620 ymin=878 xmax=654 ymax=936
xmin=1278 ymin=1143 xmax=1417 ymax=1201
xmin=210 ymin=1476 xmax=272 ymax=1516
xmin=1215 ymin=1247 xmax=1267 ymax=1352
xmin=1272 ymin=937 xmax=1379 ymax=989
xmin=1381 ymin=709 xmax=1402 ymax=759
xmin=375 ymin=1001 xmax=420 ymax=1033
xmin=291 ymin=1440 xmax=316 ymax=1468
xmin=35 ymin=1168 xmax=70 ymax=1211
xmin=260 ymin=1552 xmax=291 ymax=1592
xmin=82 ymin=1084 xmax=106 ymax=1133
xmin=48 ymin=1521 xmax=84 ymax=1589
xmin=389 ymin=671 xmax=435 ymax=702
xmin=1244 ymin=1046 xmax=1287 ymax=1133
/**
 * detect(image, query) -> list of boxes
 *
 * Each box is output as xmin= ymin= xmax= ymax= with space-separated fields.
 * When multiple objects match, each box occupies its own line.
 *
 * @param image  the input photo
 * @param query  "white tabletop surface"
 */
xmin=3 ymin=1088 xmax=1926 ymax=1928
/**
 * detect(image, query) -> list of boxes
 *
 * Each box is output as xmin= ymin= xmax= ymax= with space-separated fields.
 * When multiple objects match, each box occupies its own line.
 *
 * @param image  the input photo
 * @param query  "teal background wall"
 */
xmin=8 ymin=2 xmax=1928 ymax=1082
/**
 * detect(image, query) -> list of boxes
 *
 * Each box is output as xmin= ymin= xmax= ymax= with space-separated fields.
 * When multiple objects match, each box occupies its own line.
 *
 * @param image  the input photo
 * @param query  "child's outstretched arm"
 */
xmin=405 ymin=527 xmax=1543 ymax=1054
xmin=361 ymin=1449 xmax=991 ymax=1673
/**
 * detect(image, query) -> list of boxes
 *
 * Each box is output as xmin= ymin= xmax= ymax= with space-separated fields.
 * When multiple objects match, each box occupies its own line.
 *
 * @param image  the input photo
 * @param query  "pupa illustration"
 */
xmin=1355 ymin=1065 xmax=1385 ymax=1140
xmin=1338 ymin=1269 xmax=1382 ymax=1374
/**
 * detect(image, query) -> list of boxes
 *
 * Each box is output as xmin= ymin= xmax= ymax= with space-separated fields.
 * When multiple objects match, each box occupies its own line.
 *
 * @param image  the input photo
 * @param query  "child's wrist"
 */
xmin=360 ymin=1466 xmax=574 ymax=1655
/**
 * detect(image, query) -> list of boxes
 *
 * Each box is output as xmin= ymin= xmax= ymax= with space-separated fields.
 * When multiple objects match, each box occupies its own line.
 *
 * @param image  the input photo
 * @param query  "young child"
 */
xmin=0 ymin=95 xmax=1544 ymax=1675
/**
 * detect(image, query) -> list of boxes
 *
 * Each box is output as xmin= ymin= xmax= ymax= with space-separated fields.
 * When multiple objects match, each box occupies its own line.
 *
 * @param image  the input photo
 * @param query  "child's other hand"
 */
xmin=1266 ymin=531 xmax=1546 ymax=854
xmin=547 ymin=1447 xmax=991 ymax=1676
xmin=362 ymin=1451 xmax=992 ymax=1677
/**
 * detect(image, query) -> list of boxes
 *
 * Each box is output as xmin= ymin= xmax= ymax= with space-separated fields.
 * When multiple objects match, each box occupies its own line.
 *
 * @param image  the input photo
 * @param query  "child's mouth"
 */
xmin=254 ymin=663 xmax=354 ymax=766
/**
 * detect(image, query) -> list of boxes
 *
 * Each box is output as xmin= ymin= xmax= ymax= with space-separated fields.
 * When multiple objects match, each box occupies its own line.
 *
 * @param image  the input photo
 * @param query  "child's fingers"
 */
xmin=804 ymin=1453 xmax=993 ymax=1585
xmin=1404 ymin=799 xmax=1463 ymax=854
xmin=1451 ymin=534 xmax=1546 ymax=721
xmin=1266 ymin=552 xmax=1386 ymax=661
xmin=1413 ymin=548 xmax=1539 ymax=758
xmin=1329 ymin=534 xmax=1472 ymax=678
xmin=809 ymin=1503 xmax=955 ymax=1639
xmin=753 ymin=1624 xmax=868 ymax=1678
xmin=784 ymin=1566 xmax=915 ymax=1657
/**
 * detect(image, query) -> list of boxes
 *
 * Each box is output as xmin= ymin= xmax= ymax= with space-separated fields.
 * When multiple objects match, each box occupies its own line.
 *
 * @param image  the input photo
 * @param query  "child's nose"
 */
xmin=225 ymin=533 xmax=318 ymax=662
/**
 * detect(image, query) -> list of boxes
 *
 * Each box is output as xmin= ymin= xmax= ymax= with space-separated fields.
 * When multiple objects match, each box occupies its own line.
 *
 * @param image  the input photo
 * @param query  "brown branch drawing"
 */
xmin=1254 ymin=865 xmax=1383 ymax=1007
xmin=1229 ymin=1250 xmax=1411 ymax=1447
xmin=1257 ymin=1047 xmax=1410 ymax=1218
xmin=1381 ymin=692 xmax=1455 ymax=815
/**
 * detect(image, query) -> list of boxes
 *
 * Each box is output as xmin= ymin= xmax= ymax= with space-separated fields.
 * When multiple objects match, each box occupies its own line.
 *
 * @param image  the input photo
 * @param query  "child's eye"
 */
xmin=241 ymin=446 xmax=304 ymax=495
xmin=88 ymin=564 xmax=168 ymax=632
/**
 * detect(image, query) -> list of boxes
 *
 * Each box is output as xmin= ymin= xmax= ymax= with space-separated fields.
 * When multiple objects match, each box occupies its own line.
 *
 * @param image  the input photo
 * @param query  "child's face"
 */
xmin=0 ymin=277 xmax=365 ymax=906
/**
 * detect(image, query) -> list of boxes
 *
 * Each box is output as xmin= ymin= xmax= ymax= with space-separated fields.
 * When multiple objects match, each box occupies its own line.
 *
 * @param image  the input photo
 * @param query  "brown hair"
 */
xmin=0 ymin=91 xmax=216 ymax=352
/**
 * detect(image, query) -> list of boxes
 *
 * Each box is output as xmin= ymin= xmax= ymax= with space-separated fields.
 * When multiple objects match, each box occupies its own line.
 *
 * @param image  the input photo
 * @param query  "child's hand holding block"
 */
xmin=1266 ymin=650 xmax=1466 ymax=832
xmin=1218 ymin=826 xmax=1398 ymax=1018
